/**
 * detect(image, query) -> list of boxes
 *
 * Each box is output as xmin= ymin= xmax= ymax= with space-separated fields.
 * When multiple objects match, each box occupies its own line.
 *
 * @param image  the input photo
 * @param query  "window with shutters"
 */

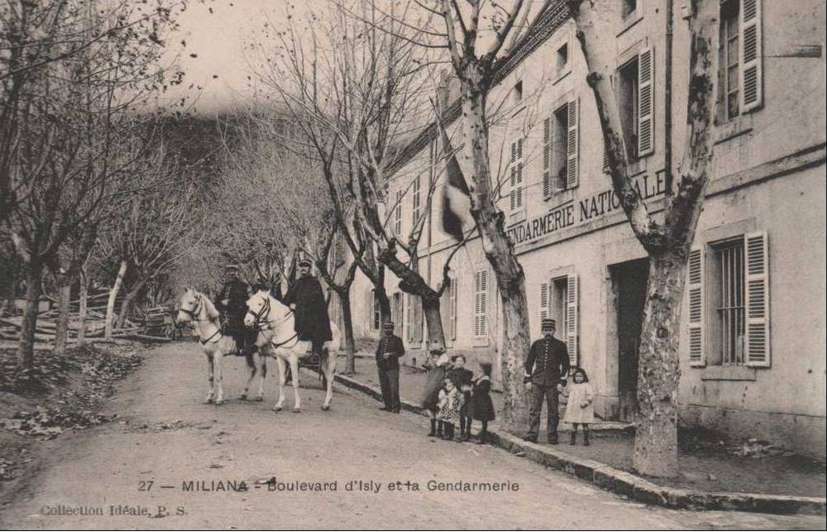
xmin=622 ymin=0 xmax=637 ymax=19
xmin=509 ymin=138 xmax=524 ymax=212
xmin=543 ymin=275 xmax=579 ymax=367
xmin=512 ymin=80 xmax=523 ymax=106
xmin=618 ymin=48 xmax=654 ymax=160
xmin=718 ymin=0 xmax=763 ymax=121
xmin=473 ymin=270 xmax=488 ymax=338
xmin=555 ymin=44 xmax=568 ymax=77
xmin=701 ymin=232 xmax=771 ymax=368
xmin=546 ymin=100 xmax=578 ymax=195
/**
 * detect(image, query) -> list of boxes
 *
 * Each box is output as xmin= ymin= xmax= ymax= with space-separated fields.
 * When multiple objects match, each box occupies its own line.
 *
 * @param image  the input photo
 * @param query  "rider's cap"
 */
xmin=298 ymin=258 xmax=312 ymax=267
xmin=225 ymin=264 xmax=240 ymax=272
xmin=382 ymin=321 xmax=394 ymax=329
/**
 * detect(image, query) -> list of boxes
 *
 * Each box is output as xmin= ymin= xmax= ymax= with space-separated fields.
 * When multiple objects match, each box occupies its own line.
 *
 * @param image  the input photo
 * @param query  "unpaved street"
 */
xmin=0 ymin=342 xmax=823 ymax=529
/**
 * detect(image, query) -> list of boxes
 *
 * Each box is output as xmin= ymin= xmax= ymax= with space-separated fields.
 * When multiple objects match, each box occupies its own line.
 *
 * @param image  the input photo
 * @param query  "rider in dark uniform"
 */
xmin=283 ymin=258 xmax=332 ymax=363
xmin=216 ymin=264 xmax=255 ymax=356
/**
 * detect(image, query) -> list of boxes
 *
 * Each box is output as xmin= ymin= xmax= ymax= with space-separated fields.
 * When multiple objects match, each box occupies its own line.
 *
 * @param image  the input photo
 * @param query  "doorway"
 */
xmin=611 ymin=258 xmax=649 ymax=422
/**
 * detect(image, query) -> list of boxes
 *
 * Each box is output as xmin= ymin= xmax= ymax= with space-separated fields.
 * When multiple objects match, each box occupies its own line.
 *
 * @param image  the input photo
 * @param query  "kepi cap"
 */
xmin=541 ymin=318 xmax=556 ymax=330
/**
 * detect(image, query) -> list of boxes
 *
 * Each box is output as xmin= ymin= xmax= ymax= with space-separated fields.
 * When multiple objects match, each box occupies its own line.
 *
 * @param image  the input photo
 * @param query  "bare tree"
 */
xmin=255 ymin=1 xmax=470 ymax=354
xmin=1 ymin=1 xmax=186 ymax=367
xmin=568 ymin=0 xmax=718 ymax=477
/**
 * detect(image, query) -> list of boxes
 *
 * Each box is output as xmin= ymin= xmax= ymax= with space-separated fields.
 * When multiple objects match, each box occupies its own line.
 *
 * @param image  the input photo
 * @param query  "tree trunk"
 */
xmin=338 ymin=288 xmax=357 ymax=375
xmin=105 ymin=260 xmax=127 ymax=340
xmin=634 ymin=249 xmax=690 ymax=477
xmin=117 ymin=279 xmax=146 ymax=329
xmin=421 ymin=296 xmax=446 ymax=353
xmin=17 ymin=266 xmax=42 ymax=369
xmin=77 ymin=263 xmax=89 ymax=345
xmin=53 ymin=279 xmax=72 ymax=356
xmin=459 ymin=74 xmax=531 ymax=433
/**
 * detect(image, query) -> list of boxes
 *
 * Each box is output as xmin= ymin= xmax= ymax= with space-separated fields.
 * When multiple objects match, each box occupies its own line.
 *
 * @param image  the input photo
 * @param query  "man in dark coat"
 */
xmin=375 ymin=321 xmax=404 ymax=413
xmin=216 ymin=265 xmax=255 ymax=356
xmin=283 ymin=258 xmax=332 ymax=359
xmin=523 ymin=318 xmax=570 ymax=444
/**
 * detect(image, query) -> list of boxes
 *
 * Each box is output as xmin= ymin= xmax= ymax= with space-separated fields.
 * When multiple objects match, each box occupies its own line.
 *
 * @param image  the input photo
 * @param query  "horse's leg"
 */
xmin=273 ymin=355 xmax=287 ymax=412
xmin=256 ymin=352 xmax=267 ymax=402
xmin=321 ymin=346 xmax=336 ymax=411
xmin=241 ymin=353 xmax=256 ymax=401
xmin=214 ymin=351 xmax=225 ymax=405
xmin=204 ymin=352 xmax=215 ymax=404
xmin=290 ymin=355 xmax=301 ymax=413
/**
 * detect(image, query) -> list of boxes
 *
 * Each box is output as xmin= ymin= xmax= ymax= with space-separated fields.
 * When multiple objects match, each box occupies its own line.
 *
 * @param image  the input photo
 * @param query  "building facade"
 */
xmin=340 ymin=0 xmax=826 ymax=458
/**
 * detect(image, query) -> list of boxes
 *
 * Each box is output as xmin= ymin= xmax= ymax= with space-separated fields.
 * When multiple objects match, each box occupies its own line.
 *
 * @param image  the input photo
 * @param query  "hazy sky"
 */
xmin=166 ymin=0 xmax=305 ymax=114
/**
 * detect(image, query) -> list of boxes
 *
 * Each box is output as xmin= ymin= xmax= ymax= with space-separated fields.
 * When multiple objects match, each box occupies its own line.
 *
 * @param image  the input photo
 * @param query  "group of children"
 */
xmin=421 ymin=349 xmax=596 ymax=446
xmin=421 ymin=352 xmax=495 ymax=444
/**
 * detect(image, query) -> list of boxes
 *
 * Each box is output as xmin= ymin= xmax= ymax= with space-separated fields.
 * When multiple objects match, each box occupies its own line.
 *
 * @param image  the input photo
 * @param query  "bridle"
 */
xmin=246 ymin=293 xmax=297 ymax=349
xmin=180 ymin=294 xmax=222 ymax=345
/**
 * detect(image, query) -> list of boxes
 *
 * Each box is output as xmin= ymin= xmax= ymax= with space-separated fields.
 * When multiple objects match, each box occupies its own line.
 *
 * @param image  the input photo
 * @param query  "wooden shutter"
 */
xmin=687 ymin=247 xmax=705 ymax=367
xmin=543 ymin=117 xmax=552 ymax=197
xmin=745 ymin=231 xmax=770 ymax=367
xmin=740 ymin=0 xmax=763 ymax=112
xmin=480 ymin=270 xmax=488 ymax=337
xmin=638 ymin=47 xmax=655 ymax=157
xmin=566 ymin=273 xmax=578 ymax=367
xmin=566 ymin=100 xmax=579 ymax=189
xmin=516 ymin=138 xmax=524 ymax=208
xmin=539 ymin=281 xmax=550 ymax=336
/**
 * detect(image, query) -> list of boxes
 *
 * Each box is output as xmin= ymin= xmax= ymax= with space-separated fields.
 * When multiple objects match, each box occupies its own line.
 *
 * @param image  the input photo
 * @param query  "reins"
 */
xmin=181 ymin=294 xmax=223 ymax=345
xmin=246 ymin=294 xmax=298 ymax=349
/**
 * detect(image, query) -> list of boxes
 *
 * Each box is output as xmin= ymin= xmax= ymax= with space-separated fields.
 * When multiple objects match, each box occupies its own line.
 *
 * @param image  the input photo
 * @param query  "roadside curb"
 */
xmin=333 ymin=373 xmax=826 ymax=516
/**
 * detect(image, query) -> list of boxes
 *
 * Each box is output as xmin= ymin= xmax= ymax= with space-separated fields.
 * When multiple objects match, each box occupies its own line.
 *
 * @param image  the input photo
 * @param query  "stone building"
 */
xmin=337 ymin=0 xmax=826 ymax=458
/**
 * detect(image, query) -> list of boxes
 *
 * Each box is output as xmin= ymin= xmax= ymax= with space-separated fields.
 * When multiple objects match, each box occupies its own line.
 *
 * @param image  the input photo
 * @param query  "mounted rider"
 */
xmin=215 ymin=264 xmax=256 ymax=356
xmin=283 ymin=258 xmax=332 ymax=365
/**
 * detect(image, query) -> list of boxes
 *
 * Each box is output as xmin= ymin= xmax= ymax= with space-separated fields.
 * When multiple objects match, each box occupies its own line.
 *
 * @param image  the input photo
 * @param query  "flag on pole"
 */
xmin=439 ymin=126 xmax=471 ymax=242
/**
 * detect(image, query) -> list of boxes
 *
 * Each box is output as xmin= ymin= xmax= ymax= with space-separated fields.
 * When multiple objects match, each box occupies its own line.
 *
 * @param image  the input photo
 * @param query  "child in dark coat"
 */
xmin=447 ymin=355 xmax=474 ymax=441
xmin=469 ymin=361 xmax=496 ymax=444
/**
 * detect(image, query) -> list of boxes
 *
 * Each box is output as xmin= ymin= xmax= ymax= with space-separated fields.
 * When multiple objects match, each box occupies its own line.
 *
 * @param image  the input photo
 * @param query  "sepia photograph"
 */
xmin=0 ymin=0 xmax=824 ymax=529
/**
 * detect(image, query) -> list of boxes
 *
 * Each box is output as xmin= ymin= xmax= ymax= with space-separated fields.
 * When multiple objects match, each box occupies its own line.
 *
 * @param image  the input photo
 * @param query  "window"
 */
xmin=509 ymin=138 xmax=524 ymax=212
xmin=555 ymin=43 xmax=568 ymax=76
xmin=719 ymin=0 xmax=763 ymax=121
xmin=391 ymin=292 xmax=403 ymax=330
xmin=687 ymin=232 xmax=770 ymax=368
xmin=406 ymin=294 xmax=423 ymax=345
xmin=512 ymin=80 xmax=523 ymax=105
xmin=441 ymin=275 xmax=458 ymax=342
xmin=713 ymin=240 xmax=746 ymax=365
xmin=370 ymin=289 xmax=381 ymax=330
xmin=473 ymin=270 xmax=488 ymax=338
xmin=539 ymin=274 xmax=579 ymax=366
xmin=544 ymin=100 xmax=578 ymax=196
xmin=393 ymin=190 xmax=403 ymax=236
xmin=411 ymin=174 xmax=421 ymax=230
xmin=618 ymin=48 xmax=654 ymax=160
xmin=622 ymin=0 xmax=637 ymax=19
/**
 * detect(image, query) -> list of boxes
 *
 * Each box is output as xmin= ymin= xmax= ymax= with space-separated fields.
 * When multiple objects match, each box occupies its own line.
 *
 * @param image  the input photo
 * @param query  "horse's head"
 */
xmin=177 ymin=288 xmax=202 ymax=325
xmin=244 ymin=290 xmax=270 ymax=329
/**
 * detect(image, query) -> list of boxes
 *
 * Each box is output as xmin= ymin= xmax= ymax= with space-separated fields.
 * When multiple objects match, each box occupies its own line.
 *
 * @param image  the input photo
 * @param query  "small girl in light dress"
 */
xmin=437 ymin=377 xmax=463 ymax=441
xmin=562 ymin=367 xmax=594 ymax=446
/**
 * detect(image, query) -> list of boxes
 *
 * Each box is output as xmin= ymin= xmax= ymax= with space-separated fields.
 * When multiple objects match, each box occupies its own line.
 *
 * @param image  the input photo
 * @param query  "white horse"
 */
xmin=244 ymin=289 xmax=339 ymax=412
xmin=176 ymin=288 xmax=268 ymax=405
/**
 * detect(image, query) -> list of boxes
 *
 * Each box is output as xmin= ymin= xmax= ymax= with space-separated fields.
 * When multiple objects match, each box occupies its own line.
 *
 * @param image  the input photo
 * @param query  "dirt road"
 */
xmin=0 ymin=342 xmax=823 ymax=529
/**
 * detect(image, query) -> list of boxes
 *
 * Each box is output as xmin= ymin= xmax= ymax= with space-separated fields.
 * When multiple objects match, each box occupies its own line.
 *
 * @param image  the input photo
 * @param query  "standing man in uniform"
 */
xmin=523 ymin=318 xmax=570 ymax=444
xmin=376 ymin=321 xmax=404 ymax=413
xmin=216 ymin=264 xmax=255 ymax=356
xmin=283 ymin=258 xmax=332 ymax=362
